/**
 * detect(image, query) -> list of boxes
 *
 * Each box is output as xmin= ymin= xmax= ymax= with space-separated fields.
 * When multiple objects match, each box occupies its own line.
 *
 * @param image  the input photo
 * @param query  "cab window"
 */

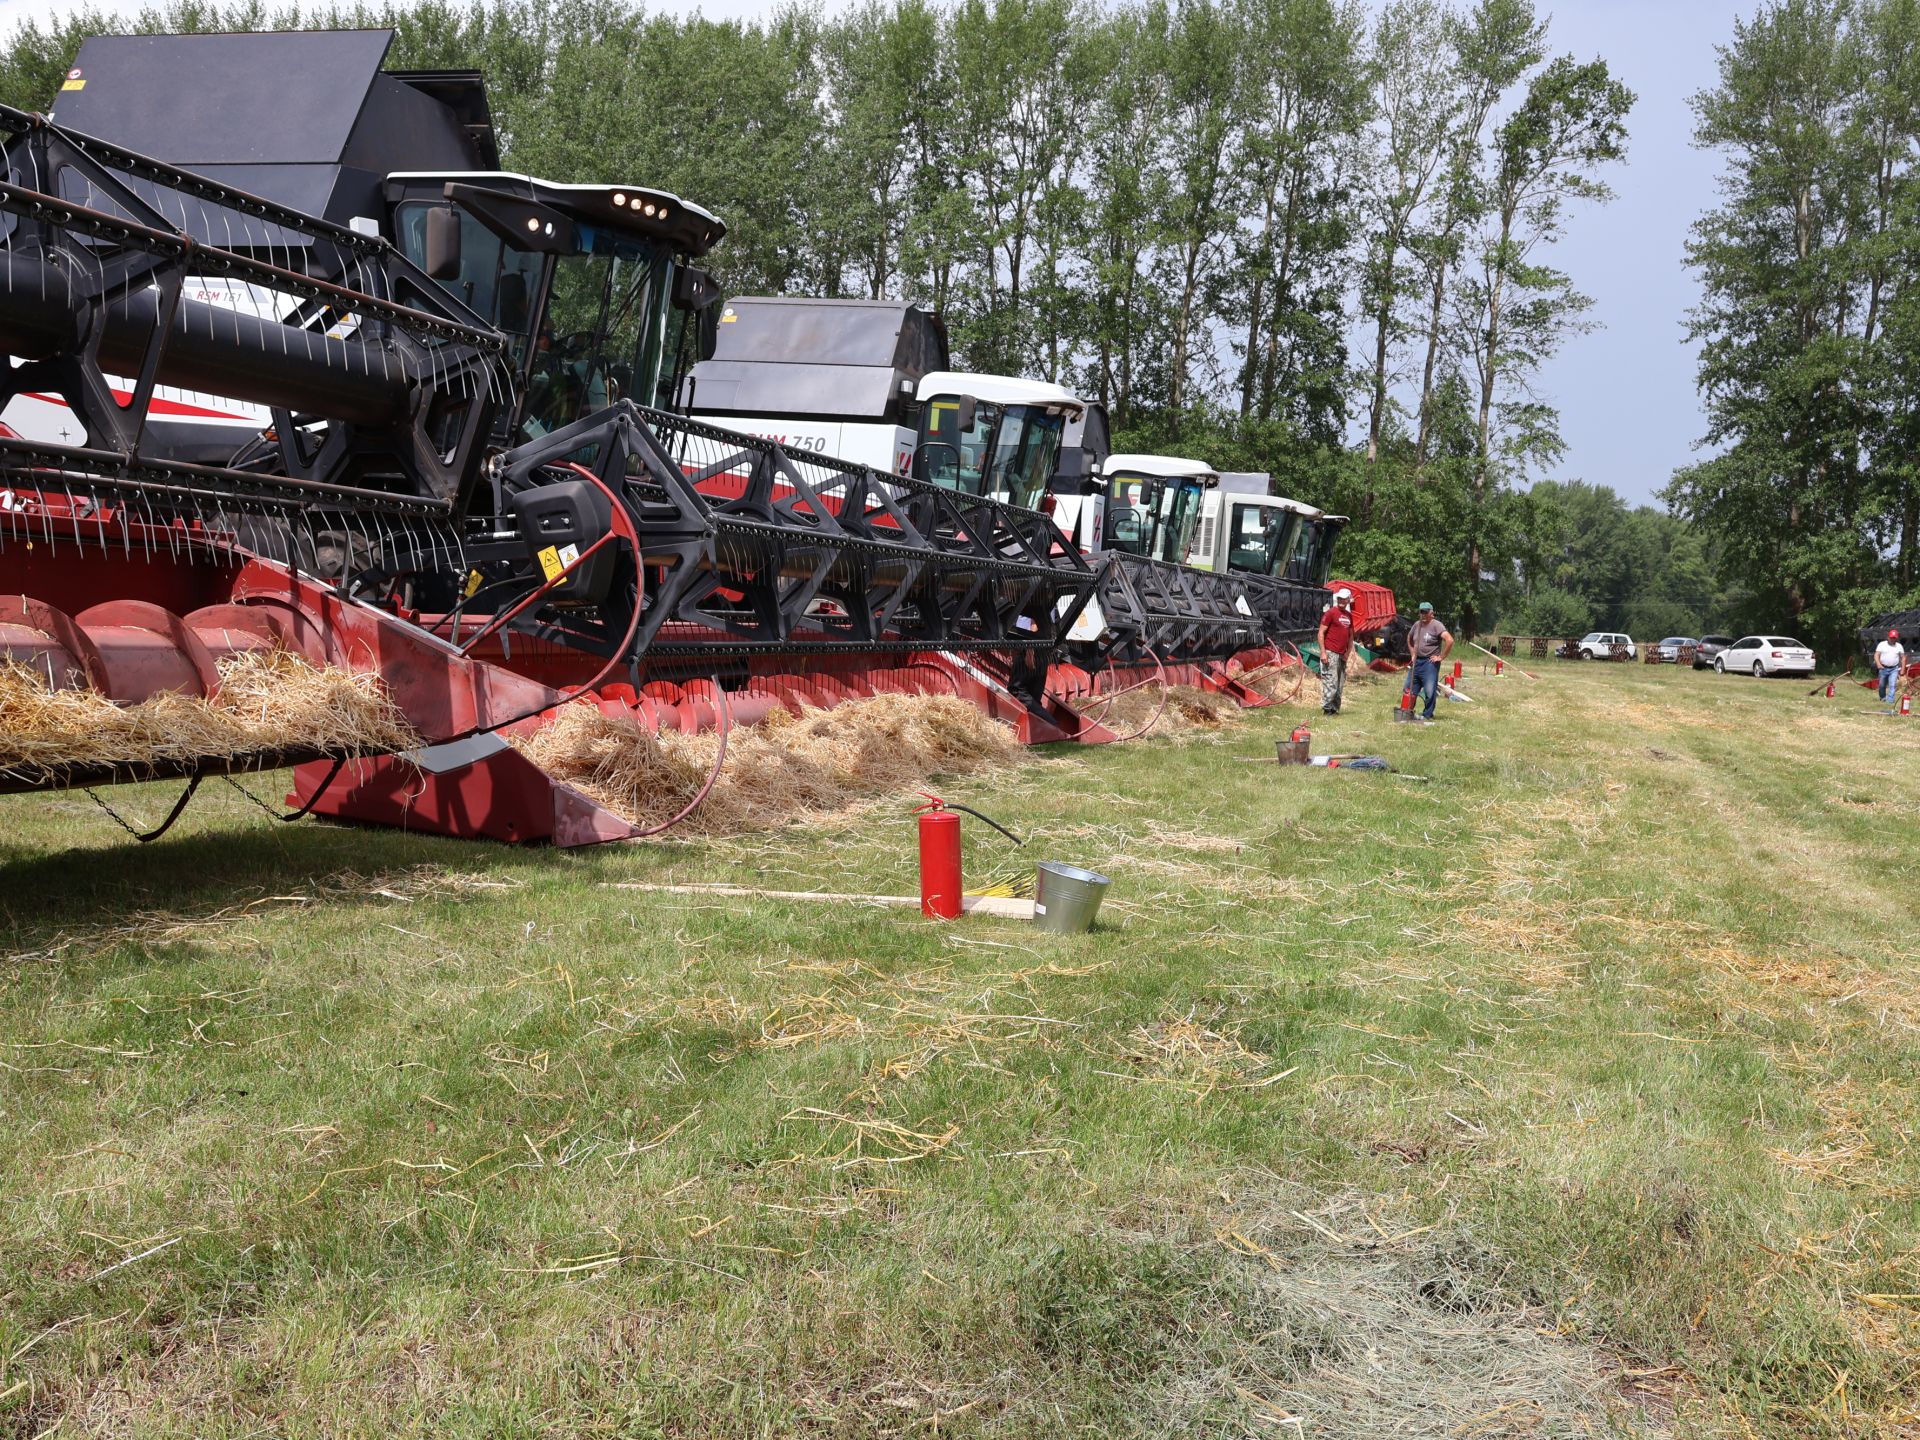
xmin=1106 ymin=478 xmax=1155 ymax=555
xmin=1227 ymin=504 xmax=1272 ymax=572
xmin=983 ymin=407 xmax=1065 ymax=511
xmin=397 ymin=203 xmax=542 ymax=365
xmin=919 ymin=398 xmax=999 ymax=494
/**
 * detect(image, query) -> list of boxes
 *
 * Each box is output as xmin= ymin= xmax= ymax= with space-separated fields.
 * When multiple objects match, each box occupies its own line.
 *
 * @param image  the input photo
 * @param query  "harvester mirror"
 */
xmin=672 ymin=265 xmax=720 ymax=313
xmin=949 ymin=395 xmax=976 ymax=433
xmin=497 ymin=271 xmax=530 ymax=332
xmin=425 ymin=206 xmax=462 ymax=280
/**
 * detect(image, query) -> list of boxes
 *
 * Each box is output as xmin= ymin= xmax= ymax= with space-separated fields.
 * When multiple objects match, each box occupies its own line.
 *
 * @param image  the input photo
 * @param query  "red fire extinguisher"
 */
xmin=1902 ymin=693 xmax=1913 ymax=717
xmin=1825 ymin=680 xmax=1835 ymax=698
xmin=914 ymin=793 xmax=1023 ymax=919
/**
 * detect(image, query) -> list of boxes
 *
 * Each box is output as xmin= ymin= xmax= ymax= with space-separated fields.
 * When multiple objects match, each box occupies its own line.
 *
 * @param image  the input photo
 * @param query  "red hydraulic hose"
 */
xmin=632 ymin=677 xmax=733 ymax=837
xmin=1103 ymin=647 xmax=1171 ymax=742
xmin=439 ymin=461 xmax=648 ymax=743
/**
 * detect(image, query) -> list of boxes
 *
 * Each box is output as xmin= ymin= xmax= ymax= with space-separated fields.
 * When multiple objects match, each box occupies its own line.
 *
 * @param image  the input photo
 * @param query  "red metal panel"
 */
xmin=289 ymin=750 xmax=638 ymax=847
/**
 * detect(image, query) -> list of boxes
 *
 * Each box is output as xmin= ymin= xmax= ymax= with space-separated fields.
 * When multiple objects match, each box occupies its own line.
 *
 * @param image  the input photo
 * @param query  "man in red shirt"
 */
xmin=1317 ymin=587 xmax=1356 ymax=714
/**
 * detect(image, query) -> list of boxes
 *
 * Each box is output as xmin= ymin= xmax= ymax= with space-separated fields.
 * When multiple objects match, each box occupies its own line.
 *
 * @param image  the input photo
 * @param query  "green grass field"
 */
xmin=2 ymin=660 xmax=1916 ymax=1438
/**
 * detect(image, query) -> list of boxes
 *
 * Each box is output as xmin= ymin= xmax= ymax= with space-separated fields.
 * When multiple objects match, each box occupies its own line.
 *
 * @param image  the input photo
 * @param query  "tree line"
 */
xmin=1674 ymin=0 xmax=1920 ymax=658
xmin=15 ymin=0 xmax=1810 ymax=643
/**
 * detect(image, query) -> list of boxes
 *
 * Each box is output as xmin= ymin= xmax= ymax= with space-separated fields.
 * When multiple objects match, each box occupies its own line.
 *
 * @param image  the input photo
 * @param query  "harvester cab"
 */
xmin=1096 ymin=455 xmax=1219 ymax=566
xmin=383 ymin=171 xmax=723 ymax=444
xmin=912 ymin=371 xmax=1082 ymax=512
xmin=1187 ymin=478 xmax=1317 ymax=582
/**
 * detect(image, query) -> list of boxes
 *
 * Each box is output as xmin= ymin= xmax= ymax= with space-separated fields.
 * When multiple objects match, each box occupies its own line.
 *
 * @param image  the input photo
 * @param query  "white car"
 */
xmin=1576 ymin=631 xmax=1636 ymax=660
xmin=1714 ymin=635 xmax=1816 ymax=677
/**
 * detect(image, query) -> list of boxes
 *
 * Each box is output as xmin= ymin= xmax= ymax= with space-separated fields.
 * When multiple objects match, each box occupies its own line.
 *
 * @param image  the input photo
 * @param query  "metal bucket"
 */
xmin=1276 ymin=737 xmax=1309 ymax=765
xmin=1033 ymin=862 xmax=1111 ymax=934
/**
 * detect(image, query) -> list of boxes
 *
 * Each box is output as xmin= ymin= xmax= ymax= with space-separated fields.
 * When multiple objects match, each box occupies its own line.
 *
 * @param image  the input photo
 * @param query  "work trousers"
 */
xmin=1320 ymin=651 xmax=1347 ymax=713
xmin=1410 ymin=657 xmax=1441 ymax=718
xmin=1881 ymin=664 xmax=1901 ymax=702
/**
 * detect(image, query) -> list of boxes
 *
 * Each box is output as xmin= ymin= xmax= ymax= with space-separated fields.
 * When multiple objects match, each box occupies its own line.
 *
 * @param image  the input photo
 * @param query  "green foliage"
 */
xmin=0 ymin=0 xmax=1662 ymax=637
xmin=1507 ymin=583 xmax=1590 ymax=637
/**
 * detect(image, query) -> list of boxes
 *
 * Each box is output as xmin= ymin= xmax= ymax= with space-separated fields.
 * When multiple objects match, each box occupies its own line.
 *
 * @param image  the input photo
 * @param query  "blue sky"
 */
xmin=4 ymin=0 xmax=1739 ymax=505
xmin=1530 ymin=1 xmax=1738 ymax=507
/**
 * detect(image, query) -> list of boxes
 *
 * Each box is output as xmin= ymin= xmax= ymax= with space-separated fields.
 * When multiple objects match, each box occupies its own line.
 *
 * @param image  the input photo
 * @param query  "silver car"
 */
xmin=1713 ymin=635 xmax=1816 ymax=677
xmin=1654 ymin=636 xmax=1698 ymax=663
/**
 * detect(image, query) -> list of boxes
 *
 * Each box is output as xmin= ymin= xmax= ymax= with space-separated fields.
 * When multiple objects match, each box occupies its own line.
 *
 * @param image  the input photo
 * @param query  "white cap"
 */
xmin=1334 ymin=587 xmax=1352 ymax=600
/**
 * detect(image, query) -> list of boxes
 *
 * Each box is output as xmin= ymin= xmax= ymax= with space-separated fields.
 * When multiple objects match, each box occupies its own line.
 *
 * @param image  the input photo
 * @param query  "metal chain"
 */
xmin=83 ymin=775 xmax=201 ymax=843
xmin=221 ymin=757 xmax=348 ymax=823
xmin=219 ymin=771 xmax=283 ymax=820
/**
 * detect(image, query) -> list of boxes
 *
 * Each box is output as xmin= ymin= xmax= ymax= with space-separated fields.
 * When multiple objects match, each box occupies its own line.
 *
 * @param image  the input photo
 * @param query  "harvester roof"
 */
xmin=916 ymin=372 xmax=1084 ymax=415
xmin=1103 ymin=453 xmax=1219 ymax=485
xmin=387 ymin=172 xmax=724 ymax=258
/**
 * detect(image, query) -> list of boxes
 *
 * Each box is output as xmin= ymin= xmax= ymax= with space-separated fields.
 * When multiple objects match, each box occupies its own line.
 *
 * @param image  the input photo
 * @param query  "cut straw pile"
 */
xmin=1233 ymin=660 xmax=1307 ymax=705
xmin=512 ymin=692 xmax=1021 ymax=833
xmin=0 ymin=650 xmax=418 ymax=779
xmin=1075 ymin=681 xmax=1249 ymax=734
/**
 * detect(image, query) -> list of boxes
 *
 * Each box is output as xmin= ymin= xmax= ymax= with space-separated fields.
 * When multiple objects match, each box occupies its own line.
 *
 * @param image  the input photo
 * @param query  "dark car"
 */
xmin=1691 ymin=635 xmax=1734 ymax=670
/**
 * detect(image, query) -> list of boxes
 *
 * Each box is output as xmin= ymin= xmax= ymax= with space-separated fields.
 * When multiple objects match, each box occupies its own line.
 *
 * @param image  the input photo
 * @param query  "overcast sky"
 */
xmin=5 ymin=0 xmax=1737 ymax=506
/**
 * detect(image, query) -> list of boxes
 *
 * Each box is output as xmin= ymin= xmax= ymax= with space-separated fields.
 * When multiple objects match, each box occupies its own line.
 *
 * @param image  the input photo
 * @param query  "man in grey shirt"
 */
xmin=1404 ymin=602 xmax=1454 ymax=720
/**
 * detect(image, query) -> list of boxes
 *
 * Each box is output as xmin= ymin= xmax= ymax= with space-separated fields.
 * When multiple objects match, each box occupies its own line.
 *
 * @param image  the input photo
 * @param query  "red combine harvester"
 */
xmin=0 ymin=31 xmax=1338 ymax=846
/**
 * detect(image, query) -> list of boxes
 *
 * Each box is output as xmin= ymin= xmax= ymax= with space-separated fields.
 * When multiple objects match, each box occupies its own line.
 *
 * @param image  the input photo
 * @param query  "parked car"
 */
xmin=1654 ymin=636 xmax=1698 ymax=663
xmin=1713 ymin=635 xmax=1816 ymax=677
xmin=1692 ymin=635 xmax=1734 ymax=669
xmin=1575 ymin=631 xmax=1636 ymax=660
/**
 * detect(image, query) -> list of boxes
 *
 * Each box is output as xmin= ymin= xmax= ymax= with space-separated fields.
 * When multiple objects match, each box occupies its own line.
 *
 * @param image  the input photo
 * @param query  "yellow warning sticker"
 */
xmin=61 ymin=79 xmax=85 ymax=90
xmin=537 ymin=545 xmax=564 ymax=583
xmin=464 ymin=568 xmax=484 ymax=599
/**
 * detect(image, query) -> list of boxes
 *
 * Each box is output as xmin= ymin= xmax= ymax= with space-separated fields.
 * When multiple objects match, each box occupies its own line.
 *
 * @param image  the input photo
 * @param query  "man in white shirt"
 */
xmin=1875 ymin=629 xmax=1905 ymax=702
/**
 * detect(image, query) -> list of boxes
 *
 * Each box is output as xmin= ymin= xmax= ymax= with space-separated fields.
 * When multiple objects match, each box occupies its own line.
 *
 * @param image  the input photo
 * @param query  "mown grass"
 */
xmin=1 ymin=660 xmax=1916 ymax=1437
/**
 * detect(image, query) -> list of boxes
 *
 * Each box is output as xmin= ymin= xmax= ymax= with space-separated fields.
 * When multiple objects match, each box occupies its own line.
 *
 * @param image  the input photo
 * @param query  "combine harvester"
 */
xmin=685 ymin=297 xmax=1324 ymax=706
xmin=0 ymin=29 xmax=1137 ymax=846
xmin=0 ymin=30 xmax=1364 ymax=847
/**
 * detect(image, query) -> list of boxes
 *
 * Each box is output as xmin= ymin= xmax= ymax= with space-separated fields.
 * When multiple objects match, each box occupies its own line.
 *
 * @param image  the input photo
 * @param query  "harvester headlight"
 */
xmin=613 ymin=192 xmax=627 ymax=206
xmin=525 ymin=217 xmax=540 ymax=233
xmin=642 ymin=202 xmax=656 ymax=217
xmin=657 ymin=207 xmax=670 ymax=220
